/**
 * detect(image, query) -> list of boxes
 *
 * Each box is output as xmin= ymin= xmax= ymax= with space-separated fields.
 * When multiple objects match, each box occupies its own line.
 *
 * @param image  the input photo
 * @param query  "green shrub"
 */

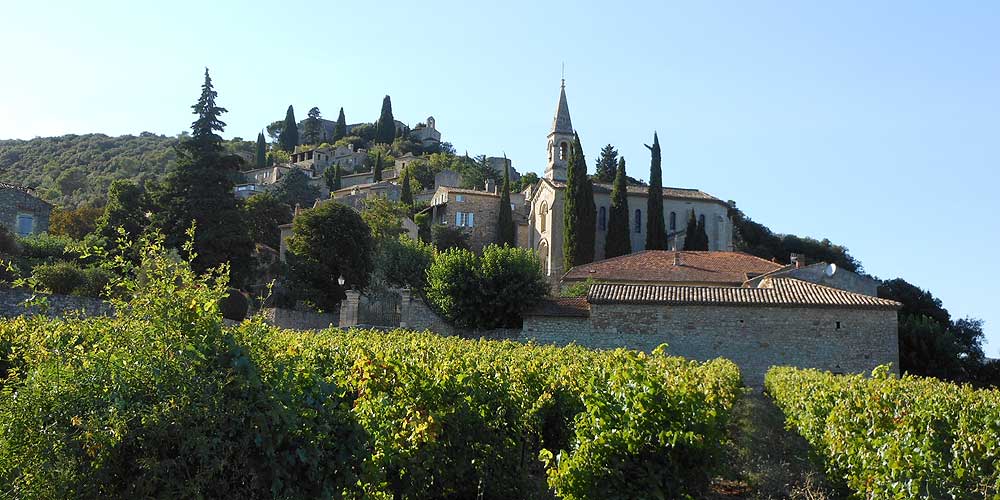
xmin=372 ymin=235 xmax=435 ymax=292
xmin=30 ymin=261 xmax=85 ymax=295
xmin=17 ymin=233 xmax=76 ymax=260
xmin=77 ymin=267 xmax=112 ymax=298
xmin=766 ymin=365 xmax=1000 ymax=498
xmin=431 ymin=224 xmax=469 ymax=251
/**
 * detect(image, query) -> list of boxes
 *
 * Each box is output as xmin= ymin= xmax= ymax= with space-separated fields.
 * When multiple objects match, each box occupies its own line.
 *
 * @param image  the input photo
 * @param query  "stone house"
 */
xmin=526 ymin=81 xmax=734 ymax=283
xmin=423 ymin=185 xmax=529 ymax=252
xmin=410 ymin=117 xmax=441 ymax=149
xmin=524 ymin=278 xmax=901 ymax=385
xmin=0 ymin=183 xmax=51 ymax=236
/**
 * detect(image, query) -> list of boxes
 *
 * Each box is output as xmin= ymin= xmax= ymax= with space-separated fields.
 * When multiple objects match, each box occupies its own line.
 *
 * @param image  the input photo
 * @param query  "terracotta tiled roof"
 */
xmin=587 ymin=278 xmax=902 ymax=310
xmin=437 ymin=187 xmax=500 ymax=197
xmin=563 ymin=251 xmax=783 ymax=285
xmin=528 ymin=297 xmax=591 ymax=317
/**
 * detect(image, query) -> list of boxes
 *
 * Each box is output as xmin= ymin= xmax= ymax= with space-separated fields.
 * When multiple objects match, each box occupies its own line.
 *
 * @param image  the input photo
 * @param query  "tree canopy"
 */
xmin=278 ymin=105 xmax=298 ymax=152
xmin=374 ymin=96 xmax=396 ymax=145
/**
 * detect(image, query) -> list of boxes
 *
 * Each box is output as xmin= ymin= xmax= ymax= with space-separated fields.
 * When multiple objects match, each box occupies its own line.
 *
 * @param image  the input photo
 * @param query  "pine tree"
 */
xmin=400 ymin=168 xmax=413 ymax=206
xmin=278 ymin=105 xmax=298 ymax=152
xmin=375 ymin=95 xmax=395 ymax=144
xmin=497 ymin=160 xmax=515 ymax=246
xmin=333 ymin=107 xmax=347 ymax=141
xmin=373 ymin=153 xmax=383 ymax=182
xmin=604 ymin=156 xmax=631 ymax=258
xmin=682 ymin=209 xmax=700 ymax=251
xmin=151 ymin=68 xmax=252 ymax=285
xmin=563 ymin=133 xmax=596 ymax=270
xmin=644 ymin=132 xmax=667 ymax=250
xmin=255 ymin=132 xmax=266 ymax=168
xmin=596 ymin=144 xmax=618 ymax=183
xmin=303 ymin=106 xmax=322 ymax=144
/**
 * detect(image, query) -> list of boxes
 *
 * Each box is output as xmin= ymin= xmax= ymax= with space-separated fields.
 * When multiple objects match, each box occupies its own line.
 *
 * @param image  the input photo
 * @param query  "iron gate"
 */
xmin=358 ymin=289 xmax=402 ymax=327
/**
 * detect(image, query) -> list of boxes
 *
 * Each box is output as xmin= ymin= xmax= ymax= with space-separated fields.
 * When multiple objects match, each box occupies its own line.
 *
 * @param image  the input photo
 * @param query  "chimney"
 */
xmin=790 ymin=253 xmax=805 ymax=268
xmin=673 ymin=252 xmax=682 ymax=266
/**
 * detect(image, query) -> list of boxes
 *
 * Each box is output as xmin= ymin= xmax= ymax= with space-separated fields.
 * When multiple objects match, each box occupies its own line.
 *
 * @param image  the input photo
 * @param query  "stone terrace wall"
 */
xmin=264 ymin=308 xmax=338 ymax=331
xmin=524 ymin=304 xmax=898 ymax=386
xmin=0 ymin=287 xmax=111 ymax=318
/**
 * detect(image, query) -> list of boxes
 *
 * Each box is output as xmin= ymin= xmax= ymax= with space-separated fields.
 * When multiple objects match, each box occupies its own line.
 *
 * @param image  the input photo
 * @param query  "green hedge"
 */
xmin=0 ymin=240 xmax=743 ymax=499
xmin=765 ymin=365 xmax=1000 ymax=499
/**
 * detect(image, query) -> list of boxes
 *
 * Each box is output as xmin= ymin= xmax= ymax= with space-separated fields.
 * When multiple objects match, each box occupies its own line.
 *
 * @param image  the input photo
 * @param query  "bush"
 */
xmin=372 ymin=235 xmax=435 ymax=292
xmin=77 ymin=267 xmax=112 ymax=298
xmin=17 ymin=233 xmax=76 ymax=260
xmin=219 ymin=288 xmax=249 ymax=321
xmin=30 ymin=261 xmax=85 ymax=295
xmin=431 ymin=224 xmax=469 ymax=251
xmin=766 ymin=365 xmax=1000 ymax=498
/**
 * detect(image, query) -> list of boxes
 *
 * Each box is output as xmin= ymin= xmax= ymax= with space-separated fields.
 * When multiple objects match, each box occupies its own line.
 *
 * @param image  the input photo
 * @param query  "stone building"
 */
xmin=0 ymin=183 xmax=51 ymax=236
xmin=526 ymin=81 xmax=734 ymax=282
xmin=410 ymin=117 xmax=441 ymax=149
xmin=524 ymin=278 xmax=901 ymax=385
xmin=423 ymin=185 xmax=529 ymax=252
xmin=562 ymin=250 xmax=784 ymax=288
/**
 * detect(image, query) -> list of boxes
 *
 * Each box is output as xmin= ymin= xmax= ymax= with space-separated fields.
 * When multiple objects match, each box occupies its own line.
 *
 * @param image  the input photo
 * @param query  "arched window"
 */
xmin=669 ymin=211 xmax=677 ymax=231
xmin=698 ymin=214 xmax=705 ymax=226
xmin=598 ymin=206 xmax=607 ymax=231
xmin=559 ymin=142 xmax=569 ymax=160
xmin=539 ymin=201 xmax=548 ymax=232
xmin=634 ymin=209 xmax=642 ymax=233
xmin=538 ymin=240 xmax=550 ymax=275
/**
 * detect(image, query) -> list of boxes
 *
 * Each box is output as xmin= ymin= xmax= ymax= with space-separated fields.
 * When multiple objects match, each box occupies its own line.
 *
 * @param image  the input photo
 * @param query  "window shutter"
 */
xmin=468 ymin=213 xmax=475 ymax=227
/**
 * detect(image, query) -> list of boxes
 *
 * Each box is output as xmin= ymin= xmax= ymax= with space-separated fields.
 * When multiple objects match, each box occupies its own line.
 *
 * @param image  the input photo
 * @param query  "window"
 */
xmin=836 ymin=321 xmax=842 ymax=330
xmin=455 ymin=212 xmax=475 ymax=227
xmin=669 ymin=211 xmax=677 ymax=231
xmin=698 ymin=214 xmax=705 ymax=226
xmin=16 ymin=213 xmax=33 ymax=237
xmin=598 ymin=207 xmax=606 ymax=231
xmin=539 ymin=202 xmax=548 ymax=232
xmin=634 ymin=209 xmax=642 ymax=233
xmin=456 ymin=194 xmax=465 ymax=202
xmin=559 ymin=142 xmax=569 ymax=160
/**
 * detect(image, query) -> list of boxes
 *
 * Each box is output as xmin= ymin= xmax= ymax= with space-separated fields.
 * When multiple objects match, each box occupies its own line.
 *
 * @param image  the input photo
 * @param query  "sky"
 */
xmin=2 ymin=1 xmax=998 ymax=353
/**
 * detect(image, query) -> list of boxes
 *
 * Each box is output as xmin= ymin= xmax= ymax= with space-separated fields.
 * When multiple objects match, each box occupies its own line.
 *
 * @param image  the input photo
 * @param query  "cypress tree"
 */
xmin=644 ymin=132 xmax=667 ymax=250
xmin=303 ymin=106 xmax=322 ymax=144
xmin=278 ymin=105 xmax=298 ymax=152
xmin=150 ymin=68 xmax=252 ymax=285
xmin=333 ymin=165 xmax=342 ymax=190
xmin=373 ymin=153 xmax=383 ymax=182
xmin=333 ymin=107 xmax=347 ymax=141
xmin=497 ymin=160 xmax=515 ymax=246
xmin=400 ymin=168 xmax=413 ymax=206
xmin=695 ymin=214 xmax=710 ymax=250
xmin=563 ymin=133 xmax=596 ymax=270
xmin=255 ymin=131 xmax=266 ymax=168
xmin=375 ymin=95 xmax=395 ymax=144
xmin=596 ymin=144 xmax=618 ymax=183
xmin=604 ymin=156 xmax=631 ymax=258
xmin=682 ymin=209 xmax=699 ymax=251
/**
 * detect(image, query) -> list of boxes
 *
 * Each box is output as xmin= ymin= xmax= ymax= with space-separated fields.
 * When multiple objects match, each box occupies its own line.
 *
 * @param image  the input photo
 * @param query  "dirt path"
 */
xmin=705 ymin=391 xmax=844 ymax=500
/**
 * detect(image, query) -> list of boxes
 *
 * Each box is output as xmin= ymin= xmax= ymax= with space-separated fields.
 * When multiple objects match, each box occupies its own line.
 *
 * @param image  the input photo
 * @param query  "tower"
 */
xmin=545 ymin=79 xmax=574 ymax=182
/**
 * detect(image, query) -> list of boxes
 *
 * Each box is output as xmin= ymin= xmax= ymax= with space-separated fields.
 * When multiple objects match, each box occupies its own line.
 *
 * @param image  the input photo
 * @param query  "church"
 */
xmin=524 ymin=81 xmax=735 ymax=281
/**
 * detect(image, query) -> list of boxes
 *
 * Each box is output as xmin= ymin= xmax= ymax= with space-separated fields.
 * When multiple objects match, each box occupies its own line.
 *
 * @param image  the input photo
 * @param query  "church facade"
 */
xmin=525 ymin=82 xmax=734 ymax=280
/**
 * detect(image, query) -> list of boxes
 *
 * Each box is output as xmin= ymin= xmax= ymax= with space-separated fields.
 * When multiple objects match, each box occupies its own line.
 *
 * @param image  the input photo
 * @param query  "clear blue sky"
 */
xmin=2 ymin=1 xmax=998 ymax=353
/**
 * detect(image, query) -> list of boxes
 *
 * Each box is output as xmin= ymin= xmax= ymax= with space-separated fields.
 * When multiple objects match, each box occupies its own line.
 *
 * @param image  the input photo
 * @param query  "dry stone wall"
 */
xmin=0 ymin=287 xmax=110 ymax=318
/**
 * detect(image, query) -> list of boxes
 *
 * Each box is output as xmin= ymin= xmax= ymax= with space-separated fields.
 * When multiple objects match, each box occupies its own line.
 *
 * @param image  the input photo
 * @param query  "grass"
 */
xmin=706 ymin=390 xmax=845 ymax=500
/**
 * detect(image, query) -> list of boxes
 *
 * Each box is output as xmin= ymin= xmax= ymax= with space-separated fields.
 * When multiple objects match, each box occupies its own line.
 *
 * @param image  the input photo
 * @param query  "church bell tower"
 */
xmin=545 ymin=80 xmax=574 ymax=182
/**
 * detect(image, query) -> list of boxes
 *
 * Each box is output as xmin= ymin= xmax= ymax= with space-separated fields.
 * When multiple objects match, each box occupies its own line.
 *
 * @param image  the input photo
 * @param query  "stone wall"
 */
xmin=524 ymin=303 xmax=898 ymax=386
xmin=0 ymin=186 xmax=51 ymax=236
xmin=0 ymin=287 xmax=111 ymax=318
xmin=264 ymin=307 xmax=338 ymax=331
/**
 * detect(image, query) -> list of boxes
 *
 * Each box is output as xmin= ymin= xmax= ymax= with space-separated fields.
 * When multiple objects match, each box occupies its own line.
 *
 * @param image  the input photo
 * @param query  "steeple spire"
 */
xmin=546 ymin=79 xmax=575 ymax=182
xmin=551 ymin=80 xmax=574 ymax=135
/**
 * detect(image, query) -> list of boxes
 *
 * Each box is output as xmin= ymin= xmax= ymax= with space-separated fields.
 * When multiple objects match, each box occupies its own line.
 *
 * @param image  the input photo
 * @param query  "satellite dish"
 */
xmin=824 ymin=263 xmax=837 ymax=277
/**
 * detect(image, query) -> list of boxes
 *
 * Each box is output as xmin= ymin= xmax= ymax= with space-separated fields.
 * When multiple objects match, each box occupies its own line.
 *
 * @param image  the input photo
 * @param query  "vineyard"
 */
xmin=0 ymin=241 xmax=743 ymax=499
xmin=766 ymin=366 xmax=1000 ymax=499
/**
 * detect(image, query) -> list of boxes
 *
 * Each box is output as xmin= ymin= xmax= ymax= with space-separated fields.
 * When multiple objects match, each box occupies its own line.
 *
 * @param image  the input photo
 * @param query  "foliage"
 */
xmin=149 ymin=70 xmax=252 ymax=286
xmin=513 ymin=171 xmax=539 ymax=193
xmin=595 ymin=144 xmax=618 ymax=183
xmin=374 ymin=95 xmax=396 ymax=145
xmin=683 ymin=209 xmax=708 ymax=250
xmin=544 ymin=352 xmax=742 ymax=499
xmin=30 ymin=261 xmax=86 ymax=295
xmin=0 ymin=133 xmax=179 ymax=208
xmin=426 ymin=245 xmax=547 ymax=329
xmin=359 ymin=196 xmax=405 ymax=242
xmin=372 ymin=152 xmax=384 ymax=182
xmin=400 ymin=168 xmax=413 ymax=206
xmin=0 ymin=227 xmax=19 ymax=256
xmin=278 ymin=105 xmax=298 ymax=152
xmin=49 ymin=205 xmax=103 ymax=240
xmin=560 ymin=278 xmax=599 ymax=298
xmin=372 ymin=235 xmax=435 ymax=292
xmin=302 ymin=106 xmax=322 ymax=145
xmin=95 ymin=179 xmax=148 ymax=258
xmin=730 ymin=206 xmax=862 ymax=273
xmin=219 ymin=288 xmax=249 ymax=321
xmin=254 ymin=132 xmax=266 ymax=168
xmin=285 ymin=201 xmax=374 ymax=309
xmin=766 ymin=366 xmax=1000 ymax=499
xmin=497 ymin=161 xmax=515 ymax=246
xmin=431 ymin=224 xmax=469 ymax=252
xmin=270 ymin=168 xmax=320 ymax=209
xmin=0 ymin=237 xmax=368 ymax=498
xmin=562 ymin=133 xmax=596 ymax=269
xmin=241 ymin=192 xmax=291 ymax=249
xmin=605 ymin=156 xmax=631 ymax=258
xmin=333 ymin=107 xmax=347 ymax=141
xmin=324 ymin=162 xmax=342 ymax=192
xmin=645 ymin=133 xmax=667 ymax=250
xmin=17 ymin=233 xmax=76 ymax=261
